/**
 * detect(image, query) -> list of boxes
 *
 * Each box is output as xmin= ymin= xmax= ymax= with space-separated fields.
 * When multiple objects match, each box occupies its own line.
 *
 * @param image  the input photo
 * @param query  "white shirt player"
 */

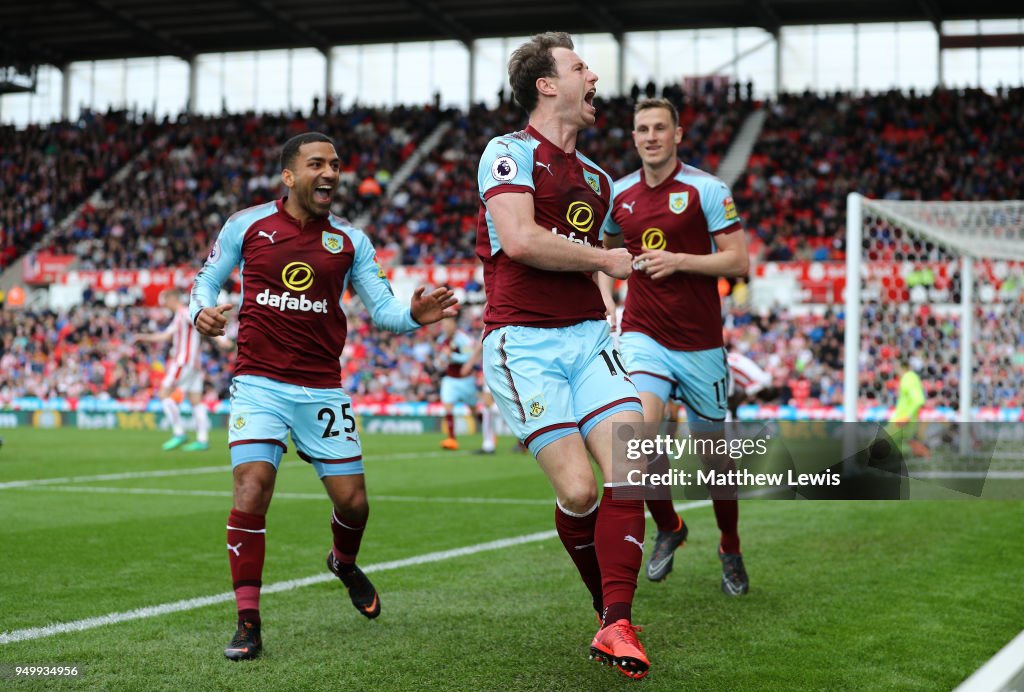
xmin=163 ymin=307 xmax=203 ymax=393
xmin=728 ymin=352 xmax=771 ymax=398
xmin=168 ymin=307 xmax=201 ymax=370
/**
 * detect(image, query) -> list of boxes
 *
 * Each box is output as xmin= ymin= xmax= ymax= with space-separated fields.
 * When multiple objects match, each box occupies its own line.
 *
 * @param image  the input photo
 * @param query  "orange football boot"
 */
xmin=590 ymin=619 xmax=650 ymax=680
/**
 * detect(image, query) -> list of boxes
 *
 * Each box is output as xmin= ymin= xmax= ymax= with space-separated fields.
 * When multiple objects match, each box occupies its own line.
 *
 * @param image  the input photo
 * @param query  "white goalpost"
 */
xmin=843 ymin=194 xmax=1024 ymax=424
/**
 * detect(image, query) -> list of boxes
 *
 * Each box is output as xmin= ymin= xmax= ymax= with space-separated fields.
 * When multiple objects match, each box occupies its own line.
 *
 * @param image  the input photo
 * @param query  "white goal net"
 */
xmin=843 ymin=195 xmax=1024 ymax=424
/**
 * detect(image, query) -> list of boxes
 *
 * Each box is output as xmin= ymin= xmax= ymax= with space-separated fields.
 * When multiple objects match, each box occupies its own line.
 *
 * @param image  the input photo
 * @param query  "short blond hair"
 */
xmin=634 ymin=97 xmax=679 ymax=126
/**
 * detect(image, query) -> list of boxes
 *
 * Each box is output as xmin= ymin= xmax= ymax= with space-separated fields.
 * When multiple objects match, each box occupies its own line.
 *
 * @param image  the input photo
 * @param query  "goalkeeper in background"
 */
xmin=887 ymin=360 xmax=930 ymax=458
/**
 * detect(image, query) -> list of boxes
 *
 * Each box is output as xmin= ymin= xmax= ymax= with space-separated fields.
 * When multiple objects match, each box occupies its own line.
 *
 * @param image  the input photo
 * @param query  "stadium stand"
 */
xmin=734 ymin=86 xmax=1024 ymax=263
xmin=361 ymin=101 xmax=523 ymax=266
xmin=0 ymin=109 xmax=164 ymax=269
xmin=0 ymin=304 xmax=233 ymax=405
xmin=580 ymin=86 xmax=755 ymax=181
xmin=6 ymin=292 xmax=1021 ymax=413
xmin=3 ymin=87 xmax=1023 ymax=415
xmin=34 ymin=106 xmax=446 ymax=270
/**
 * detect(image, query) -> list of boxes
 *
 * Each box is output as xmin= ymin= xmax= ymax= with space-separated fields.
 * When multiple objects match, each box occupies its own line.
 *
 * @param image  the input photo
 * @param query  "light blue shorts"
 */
xmin=228 ymin=375 xmax=364 ymax=478
xmin=440 ymin=375 xmax=478 ymax=407
xmin=618 ymin=331 xmax=728 ymax=423
xmin=482 ymin=321 xmax=642 ymax=455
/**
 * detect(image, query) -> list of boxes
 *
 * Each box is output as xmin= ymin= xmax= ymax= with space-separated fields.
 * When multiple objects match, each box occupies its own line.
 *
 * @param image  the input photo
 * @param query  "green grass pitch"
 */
xmin=0 ymin=428 xmax=1021 ymax=690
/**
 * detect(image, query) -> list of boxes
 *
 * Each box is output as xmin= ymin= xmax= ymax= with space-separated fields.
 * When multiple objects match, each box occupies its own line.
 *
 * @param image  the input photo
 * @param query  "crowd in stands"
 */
xmin=857 ymin=301 xmax=1024 ymax=410
xmin=0 ymin=304 xmax=232 ymax=405
xmin=580 ymin=84 xmax=754 ymax=181
xmin=361 ymin=100 xmax=523 ymax=267
xmin=4 ymin=291 xmax=1021 ymax=413
xmin=734 ymin=86 xmax=1024 ymax=262
xmin=365 ymin=84 xmax=1019 ymax=269
xmin=3 ymin=86 xmax=1023 ymax=414
xmin=6 ymin=87 xmax=1022 ymax=275
xmin=341 ymin=306 xmax=486 ymax=405
xmin=38 ymin=106 xmax=446 ymax=271
xmin=0 ymin=296 xmax=480 ymax=411
xmin=725 ymin=305 xmax=844 ymax=408
xmin=8 ymin=83 xmax=751 ymax=274
xmin=724 ymin=296 xmax=1024 ymax=411
xmin=0 ymin=109 xmax=164 ymax=269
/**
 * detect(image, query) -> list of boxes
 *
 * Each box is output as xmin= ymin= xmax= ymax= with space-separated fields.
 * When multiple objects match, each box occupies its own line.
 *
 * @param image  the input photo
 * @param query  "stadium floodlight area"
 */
xmin=843 ymin=194 xmax=1024 ymax=428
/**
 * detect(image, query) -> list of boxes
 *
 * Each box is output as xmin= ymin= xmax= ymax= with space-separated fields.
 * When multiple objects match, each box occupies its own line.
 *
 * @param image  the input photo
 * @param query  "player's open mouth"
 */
xmin=584 ymin=89 xmax=596 ymax=112
xmin=313 ymin=185 xmax=332 ymax=204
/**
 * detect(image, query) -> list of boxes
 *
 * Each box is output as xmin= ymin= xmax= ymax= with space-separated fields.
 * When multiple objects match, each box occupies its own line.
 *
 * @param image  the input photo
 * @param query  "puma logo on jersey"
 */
xmin=258 ymin=230 xmax=278 ymax=244
xmin=227 ymin=541 xmax=243 ymax=556
xmin=496 ymin=140 xmax=511 ymax=149
xmin=535 ymin=161 xmax=554 ymax=176
xmin=622 ymin=201 xmax=636 ymax=214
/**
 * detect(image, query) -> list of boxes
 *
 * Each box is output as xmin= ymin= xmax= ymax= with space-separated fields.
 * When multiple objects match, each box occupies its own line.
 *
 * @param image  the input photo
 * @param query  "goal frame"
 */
xmin=843 ymin=193 xmax=1024 ymax=424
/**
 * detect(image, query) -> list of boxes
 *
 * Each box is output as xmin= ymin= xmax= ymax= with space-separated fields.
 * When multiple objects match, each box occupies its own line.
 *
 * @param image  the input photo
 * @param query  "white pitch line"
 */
xmin=18 ymin=484 xmax=717 ymax=508
xmin=0 ymin=451 xmax=447 ymax=490
xmin=911 ymin=470 xmax=1024 ymax=480
xmin=17 ymin=485 xmax=245 ymax=499
xmin=0 ymin=532 xmax=559 ymax=645
xmin=20 ymin=484 xmax=553 ymax=506
xmin=0 ymin=500 xmax=712 ymax=645
xmin=0 ymin=465 xmax=228 ymax=490
xmin=954 ymin=629 xmax=1024 ymax=692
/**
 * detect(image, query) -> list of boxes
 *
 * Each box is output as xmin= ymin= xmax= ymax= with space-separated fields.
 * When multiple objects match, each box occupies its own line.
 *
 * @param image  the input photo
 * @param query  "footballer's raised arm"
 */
xmin=487 ymin=192 xmax=631 ymax=278
xmin=346 ymin=227 xmax=421 ymax=333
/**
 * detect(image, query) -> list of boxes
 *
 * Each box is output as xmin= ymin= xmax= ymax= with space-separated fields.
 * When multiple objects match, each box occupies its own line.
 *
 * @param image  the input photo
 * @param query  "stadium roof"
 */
xmin=2 ymin=0 xmax=1021 ymax=67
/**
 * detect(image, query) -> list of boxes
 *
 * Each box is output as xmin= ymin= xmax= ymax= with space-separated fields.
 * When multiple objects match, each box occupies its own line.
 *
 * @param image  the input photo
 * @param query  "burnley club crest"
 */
xmin=669 ymin=191 xmax=689 ymax=214
xmin=322 ymin=231 xmax=344 ymax=254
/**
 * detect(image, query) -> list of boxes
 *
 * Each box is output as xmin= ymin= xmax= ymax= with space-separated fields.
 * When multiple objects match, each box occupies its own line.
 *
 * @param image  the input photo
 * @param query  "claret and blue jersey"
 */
xmin=190 ymin=197 xmax=419 ymax=389
xmin=474 ymin=126 xmax=642 ymax=453
xmin=438 ymin=329 xmax=476 ymax=377
xmin=604 ymin=160 xmax=742 ymax=352
xmin=475 ymin=124 xmax=616 ymax=335
xmin=604 ymin=160 xmax=744 ymax=422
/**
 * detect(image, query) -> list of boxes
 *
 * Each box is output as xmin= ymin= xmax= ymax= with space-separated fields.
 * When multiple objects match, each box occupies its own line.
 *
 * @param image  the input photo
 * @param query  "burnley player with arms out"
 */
xmin=477 ymin=32 xmax=650 ymax=679
xmin=601 ymin=98 xmax=751 ymax=595
xmin=191 ymin=132 xmax=457 ymax=661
